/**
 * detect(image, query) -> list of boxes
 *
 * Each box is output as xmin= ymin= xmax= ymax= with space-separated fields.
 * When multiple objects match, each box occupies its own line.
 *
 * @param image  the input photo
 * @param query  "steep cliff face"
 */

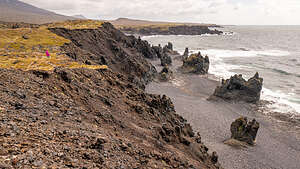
xmin=50 ymin=22 xmax=157 ymax=87
xmin=0 ymin=21 xmax=222 ymax=168
xmin=121 ymin=25 xmax=223 ymax=36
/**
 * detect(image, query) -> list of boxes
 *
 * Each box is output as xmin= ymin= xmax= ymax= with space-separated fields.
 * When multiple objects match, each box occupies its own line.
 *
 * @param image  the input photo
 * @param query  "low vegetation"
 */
xmin=0 ymin=20 xmax=107 ymax=71
xmin=119 ymin=23 xmax=185 ymax=30
xmin=47 ymin=20 xmax=104 ymax=30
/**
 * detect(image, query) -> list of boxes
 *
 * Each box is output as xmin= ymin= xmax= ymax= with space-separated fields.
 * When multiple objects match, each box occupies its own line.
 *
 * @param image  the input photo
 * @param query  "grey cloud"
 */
xmin=20 ymin=0 xmax=300 ymax=25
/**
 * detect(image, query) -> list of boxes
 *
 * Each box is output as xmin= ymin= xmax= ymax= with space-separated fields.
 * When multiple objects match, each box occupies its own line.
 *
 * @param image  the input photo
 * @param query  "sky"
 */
xmin=20 ymin=0 xmax=300 ymax=25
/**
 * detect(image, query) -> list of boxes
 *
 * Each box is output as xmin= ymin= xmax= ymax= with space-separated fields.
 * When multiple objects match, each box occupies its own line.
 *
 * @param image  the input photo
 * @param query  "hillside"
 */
xmin=0 ymin=20 xmax=222 ymax=168
xmin=110 ymin=18 xmax=219 ymax=28
xmin=110 ymin=18 xmax=222 ymax=36
xmin=72 ymin=15 xmax=88 ymax=19
xmin=0 ymin=0 xmax=75 ymax=24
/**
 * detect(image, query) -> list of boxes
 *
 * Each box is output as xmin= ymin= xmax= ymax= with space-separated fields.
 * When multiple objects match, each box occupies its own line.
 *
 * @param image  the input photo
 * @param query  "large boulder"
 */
xmin=158 ymin=66 xmax=173 ymax=82
xmin=230 ymin=117 xmax=260 ymax=145
xmin=166 ymin=42 xmax=173 ymax=51
xmin=183 ymin=47 xmax=189 ymax=60
xmin=163 ymin=42 xmax=179 ymax=56
xmin=180 ymin=52 xmax=209 ymax=74
xmin=152 ymin=44 xmax=163 ymax=58
xmin=160 ymin=52 xmax=172 ymax=66
xmin=211 ymin=73 xmax=263 ymax=103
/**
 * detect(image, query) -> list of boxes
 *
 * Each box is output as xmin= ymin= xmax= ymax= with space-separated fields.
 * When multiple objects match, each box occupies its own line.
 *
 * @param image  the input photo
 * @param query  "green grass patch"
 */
xmin=0 ymin=20 xmax=107 ymax=71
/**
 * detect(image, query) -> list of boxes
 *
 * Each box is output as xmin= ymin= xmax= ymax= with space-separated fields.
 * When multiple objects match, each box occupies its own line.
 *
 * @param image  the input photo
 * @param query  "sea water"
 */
xmin=143 ymin=25 xmax=300 ymax=114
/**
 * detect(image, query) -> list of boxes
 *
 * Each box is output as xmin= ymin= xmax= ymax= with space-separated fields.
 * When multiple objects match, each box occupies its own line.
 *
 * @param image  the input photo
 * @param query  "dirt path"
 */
xmin=146 ymin=59 xmax=300 ymax=169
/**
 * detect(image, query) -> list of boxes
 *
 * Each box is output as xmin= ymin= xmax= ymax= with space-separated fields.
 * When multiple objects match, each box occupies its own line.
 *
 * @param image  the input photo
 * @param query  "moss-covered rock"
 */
xmin=180 ymin=52 xmax=209 ymax=74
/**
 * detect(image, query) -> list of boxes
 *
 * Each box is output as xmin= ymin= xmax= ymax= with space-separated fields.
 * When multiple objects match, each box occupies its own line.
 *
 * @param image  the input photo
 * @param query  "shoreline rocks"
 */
xmin=158 ymin=66 xmax=173 ymax=82
xmin=160 ymin=52 xmax=172 ymax=66
xmin=0 ymin=21 xmax=222 ymax=169
xmin=183 ymin=47 xmax=189 ymax=60
xmin=50 ymin=22 xmax=158 ymax=87
xmin=210 ymin=73 xmax=263 ymax=103
xmin=121 ymin=25 xmax=223 ymax=36
xmin=180 ymin=52 xmax=210 ymax=74
xmin=229 ymin=117 xmax=260 ymax=145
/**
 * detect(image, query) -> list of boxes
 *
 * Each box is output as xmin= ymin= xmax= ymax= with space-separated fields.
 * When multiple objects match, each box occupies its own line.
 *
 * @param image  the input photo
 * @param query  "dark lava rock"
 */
xmin=121 ymin=25 xmax=223 ymax=36
xmin=166 ymin=42 xmax=173 ymax=51
xmin=0 ymin=22 xmax=222 ymax=169
xmin=50 ymin=22 xmax=157 ymax=87
xmin=183 ymin=47 xmax=189 ymax=60
xmin=161 ymin=52 xmax=172 ymax=66
xmin=158 ymin=66 xmax=173 ymax=82
xmin=230 ymin=117 xmax=260 ymax=145
xmin=153 ymin=44 xmax=163 ymax=58
xmin=180 ymin=52 xmax=209 ymax=74
xmin=54 ymin=68 xmax=74 ymax=83
xmin=211 ymin=152 xmax=218 ymax=164
xmin=211 ymin=73 xmax=263 ymax=103
xmin=134 ymin=36 xmax=158 ymax=59
xmin=90 ymin=137 xmax=107 ymax=150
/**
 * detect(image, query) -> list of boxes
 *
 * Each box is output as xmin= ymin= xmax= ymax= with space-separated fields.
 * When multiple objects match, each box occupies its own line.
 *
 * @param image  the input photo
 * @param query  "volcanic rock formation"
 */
xmin=152 ymin=44 xmax=163 ymax=58
xmin=183 ymin=47 xmax=189 ymax=60
xmin=50 ymin=22 xmax=158 ymax=87
xmin=180 ymin=52 xmax=210 ymax=74
xmin=158 ymin=66 xmax=173 ymax=82
xmin=121 ymin=25 xmax=223 ymax=36
xmin=160 ymin=52 xmax=172 ymax=66
xmin=0 ymin=21 xmax=222 ymax=169
xmin=230 ymin=117 xmax=260 ymax=145
xmin=211 ymin=73 xmax=263 ymax=103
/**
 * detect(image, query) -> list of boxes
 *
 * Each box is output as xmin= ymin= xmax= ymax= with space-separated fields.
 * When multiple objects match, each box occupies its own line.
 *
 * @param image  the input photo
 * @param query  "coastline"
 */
xmin=141 ymin=29 xmax=300 ymax=119
xmin=146 ymin=58 xmax=300 ymax=169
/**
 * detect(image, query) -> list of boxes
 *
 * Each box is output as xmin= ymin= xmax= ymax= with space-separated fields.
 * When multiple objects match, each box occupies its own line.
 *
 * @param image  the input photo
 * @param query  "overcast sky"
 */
xmin=20 ymin=0 xmax=300 ymax=25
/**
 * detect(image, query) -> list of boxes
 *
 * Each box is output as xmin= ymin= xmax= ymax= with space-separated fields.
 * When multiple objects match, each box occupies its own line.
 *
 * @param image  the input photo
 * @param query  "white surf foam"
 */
xmin=262 ymin=88 xmax=300 ymax=114
xmin=177 ymin=48 xmax=299 ymax=114
xmin=199 ymin=49 xmax=290 ymax=58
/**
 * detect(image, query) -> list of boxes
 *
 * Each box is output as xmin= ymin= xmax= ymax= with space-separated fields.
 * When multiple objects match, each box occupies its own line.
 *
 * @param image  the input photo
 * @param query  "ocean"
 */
xmin=142 ymin=25 xmax=300 ymax=115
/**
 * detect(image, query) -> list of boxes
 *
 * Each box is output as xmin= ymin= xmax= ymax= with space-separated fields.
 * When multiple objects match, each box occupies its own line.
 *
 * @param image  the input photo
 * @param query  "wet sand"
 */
xmin=146 ymin=59 xmax=300 ymax=169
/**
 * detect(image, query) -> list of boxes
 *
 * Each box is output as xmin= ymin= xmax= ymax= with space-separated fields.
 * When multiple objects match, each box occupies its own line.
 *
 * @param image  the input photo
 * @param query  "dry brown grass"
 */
xmin=119 ymin=23 xmax=185 ymax=30
xmin=47 ymin=20 xmax=104 ymax=30
xmin=0 ymin=20 xmax=107 ymax=71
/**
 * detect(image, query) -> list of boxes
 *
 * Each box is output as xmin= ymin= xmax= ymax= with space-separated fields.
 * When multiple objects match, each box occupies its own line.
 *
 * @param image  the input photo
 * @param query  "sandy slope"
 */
xmin=146 ymin=59 xmax=300 ymax=169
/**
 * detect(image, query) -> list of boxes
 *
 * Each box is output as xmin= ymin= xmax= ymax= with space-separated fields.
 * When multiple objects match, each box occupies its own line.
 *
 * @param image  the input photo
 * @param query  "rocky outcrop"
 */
xmin=230 ymin=117 xmax=260 ymax=145
xmin=158 ymin=66 xmax=173 ymax=82
xmin=153 ymin=42 xmax=178 ymax=59
xmin=160 ymin=52 xmax=172 ymax=66
xmin=0 ymin=68 xmax=221 ymax=169
xmin=50 ymin=22 xmax=157 ymax=87
xmin=152 ymin=44 xmax=163 ymax=58
xmin=210 ymin=73 xmax=263 ymax=103
xmin=0 ymin=22 xmax=222 ymax=169
xmin=121 ymin=25 xmax=223 ymax=36
xmin=180 ymin=52 xmax=210 ymax=74
xmin=166 ymin=42 xmax=173 ymax=51
xmin=183 ymin=47 xmax=189 ymax=60
xmin=133 ymin=36 xmax=158 ymax=59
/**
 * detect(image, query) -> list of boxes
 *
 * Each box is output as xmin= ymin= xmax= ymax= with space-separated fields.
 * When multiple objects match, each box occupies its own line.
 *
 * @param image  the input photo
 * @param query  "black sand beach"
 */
xmin=146 ymin=59 xmax=300 ymax=169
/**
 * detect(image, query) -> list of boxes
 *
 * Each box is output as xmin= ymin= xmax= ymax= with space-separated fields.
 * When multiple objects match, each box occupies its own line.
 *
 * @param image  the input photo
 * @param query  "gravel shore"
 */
xmin=146 ymin=59 xmax=300 ymax=169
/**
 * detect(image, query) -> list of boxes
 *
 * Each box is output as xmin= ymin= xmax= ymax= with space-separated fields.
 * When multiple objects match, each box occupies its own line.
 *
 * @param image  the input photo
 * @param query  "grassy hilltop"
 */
xmin=0 ymin=20 xmax=107 ymax=71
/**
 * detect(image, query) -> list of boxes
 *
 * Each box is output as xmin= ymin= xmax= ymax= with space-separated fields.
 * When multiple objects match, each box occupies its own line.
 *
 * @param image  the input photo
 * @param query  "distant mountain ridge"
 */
xmin=72 ymin=15 xmax=88 ymax=19
xmin=0 ymin=0 xmax=75 ymax=24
